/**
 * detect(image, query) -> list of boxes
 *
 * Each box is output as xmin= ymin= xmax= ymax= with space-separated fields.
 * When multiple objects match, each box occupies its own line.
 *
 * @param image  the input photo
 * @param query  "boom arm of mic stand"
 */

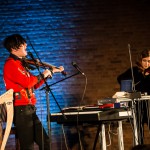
xmin=40 ymin=71 xmax=80 ymax=119
xmin=40 ymin=71 xmax=80 ymax=90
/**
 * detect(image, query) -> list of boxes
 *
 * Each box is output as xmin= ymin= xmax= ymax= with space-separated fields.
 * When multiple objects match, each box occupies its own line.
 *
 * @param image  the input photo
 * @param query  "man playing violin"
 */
xmin=3 ymin=34 xmax=64 ymax=150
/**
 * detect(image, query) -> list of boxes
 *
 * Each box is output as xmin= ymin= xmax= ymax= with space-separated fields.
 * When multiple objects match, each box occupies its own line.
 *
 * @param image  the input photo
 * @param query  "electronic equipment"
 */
xmin=50 ymin=107 xmax=132 ymax=124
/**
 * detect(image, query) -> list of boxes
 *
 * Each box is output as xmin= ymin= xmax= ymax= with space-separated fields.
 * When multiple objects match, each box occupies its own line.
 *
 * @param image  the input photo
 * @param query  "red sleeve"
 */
xmin=3 ymin=59 xmax=39 ymax=89
xmin=34 ymin=79 xmax=45 ymax=89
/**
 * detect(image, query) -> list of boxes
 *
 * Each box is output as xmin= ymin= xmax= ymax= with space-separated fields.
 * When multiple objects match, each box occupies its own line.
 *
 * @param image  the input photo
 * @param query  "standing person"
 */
xmin=3 ymin=34 xmax=64 ymax=150
xmin=117 ymin=49 xmax=150 ymax=145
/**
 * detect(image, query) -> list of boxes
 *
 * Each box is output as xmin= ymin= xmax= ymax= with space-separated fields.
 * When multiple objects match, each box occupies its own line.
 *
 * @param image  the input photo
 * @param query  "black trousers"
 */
xmin=14 ymin=105 xmax=50 ymax=150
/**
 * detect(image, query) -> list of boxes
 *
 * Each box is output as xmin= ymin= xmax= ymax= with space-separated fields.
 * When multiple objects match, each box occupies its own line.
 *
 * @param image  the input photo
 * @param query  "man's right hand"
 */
xmin=42 ymin=69 xmax=52 ymax=78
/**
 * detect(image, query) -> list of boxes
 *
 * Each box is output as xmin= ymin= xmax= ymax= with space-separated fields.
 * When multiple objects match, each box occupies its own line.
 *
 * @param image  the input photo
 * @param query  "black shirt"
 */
xmin=117 ymin=66 xmax=150 ymax=94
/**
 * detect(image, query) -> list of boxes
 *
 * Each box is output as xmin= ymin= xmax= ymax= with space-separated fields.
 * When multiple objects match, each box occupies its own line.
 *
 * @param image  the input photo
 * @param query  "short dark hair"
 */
xmin=3 ymin=34 xmax=26 ymax=52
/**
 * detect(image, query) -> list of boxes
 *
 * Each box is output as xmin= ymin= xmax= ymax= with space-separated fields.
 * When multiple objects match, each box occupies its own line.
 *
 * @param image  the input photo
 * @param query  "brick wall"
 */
xmin=0 ymin=0 xmax=150 ymax=149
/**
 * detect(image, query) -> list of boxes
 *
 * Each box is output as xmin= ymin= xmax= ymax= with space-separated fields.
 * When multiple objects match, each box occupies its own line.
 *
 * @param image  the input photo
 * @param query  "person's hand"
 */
xmin=53 ymin=66 xmax=64 ymax=73
xmin=144 ymin=67 xmax=150 ymax=76
xmin=58 ymin=66 xmax=64 ymax=72
xmin=42 ymin=69 xmax=52 ymax=78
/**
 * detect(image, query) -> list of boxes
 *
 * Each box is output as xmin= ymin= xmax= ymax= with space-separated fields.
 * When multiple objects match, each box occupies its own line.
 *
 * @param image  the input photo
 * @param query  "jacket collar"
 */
xmin=9 ymin=53 xmax=21 ymax=61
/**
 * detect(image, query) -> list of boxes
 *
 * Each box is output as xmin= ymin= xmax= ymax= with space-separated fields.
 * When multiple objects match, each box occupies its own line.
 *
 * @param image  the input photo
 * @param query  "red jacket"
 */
xmin=3 ymin=55 xmax=45 ymax=106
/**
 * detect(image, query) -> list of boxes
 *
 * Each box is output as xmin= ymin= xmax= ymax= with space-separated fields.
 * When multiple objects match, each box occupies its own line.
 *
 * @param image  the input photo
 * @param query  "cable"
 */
xmin=61 ymin=124 xmax=69 ymax=150
xmin=122 ymin=103 xmax=139 ymax=144
xmin=106 ymin=123 xmax=118 ymax=147
xmin=76 ymin=73 xmax=88 ymax=150
xmin=107 ymin=124 xmax=112 ymax=147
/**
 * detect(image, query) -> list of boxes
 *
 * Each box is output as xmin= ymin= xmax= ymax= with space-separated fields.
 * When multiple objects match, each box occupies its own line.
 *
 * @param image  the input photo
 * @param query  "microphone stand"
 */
xmin=128 ymin=44 xmax=141 ymax=145
xmin=43 ymin=84 xmax=52 ymax=150
xmin=26 ymin=36 xmax=54 ymax=150
xmin=40 ymin=71 xmax=81 ymax=117
xmin=41 ymin=71 xmax=80 ymax=89
xmin=39 ymin=71 xmax=81 ymax=148
xmin=27 ymin=52 xmax=52 ymax=150
xmin=27 ymin=35 xmax=84 ymax=149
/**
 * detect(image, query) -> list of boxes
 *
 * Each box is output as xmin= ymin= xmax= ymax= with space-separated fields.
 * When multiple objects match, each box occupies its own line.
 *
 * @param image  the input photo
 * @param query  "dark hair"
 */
xmin=136 ymin=49 xmax=150 ymax=70
xmin=3 ymin=34 xmax=26 ymax=52
xmin=131 ymin=144 xmax=150 ymax=150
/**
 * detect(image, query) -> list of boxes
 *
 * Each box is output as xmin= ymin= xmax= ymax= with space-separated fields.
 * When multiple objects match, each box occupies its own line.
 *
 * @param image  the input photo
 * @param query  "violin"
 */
xmin=22 ymin=58 xmax=67 ymax=76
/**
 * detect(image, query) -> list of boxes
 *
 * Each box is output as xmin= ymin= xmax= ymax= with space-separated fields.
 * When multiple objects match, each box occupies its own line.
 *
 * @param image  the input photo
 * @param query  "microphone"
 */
xmin=72 ymin=61 xmax=85 ymax=75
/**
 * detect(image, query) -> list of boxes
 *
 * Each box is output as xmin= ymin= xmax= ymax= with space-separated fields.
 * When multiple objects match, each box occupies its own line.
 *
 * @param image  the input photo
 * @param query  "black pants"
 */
xmin=14 ymin=105 xmax=50 ymax=150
